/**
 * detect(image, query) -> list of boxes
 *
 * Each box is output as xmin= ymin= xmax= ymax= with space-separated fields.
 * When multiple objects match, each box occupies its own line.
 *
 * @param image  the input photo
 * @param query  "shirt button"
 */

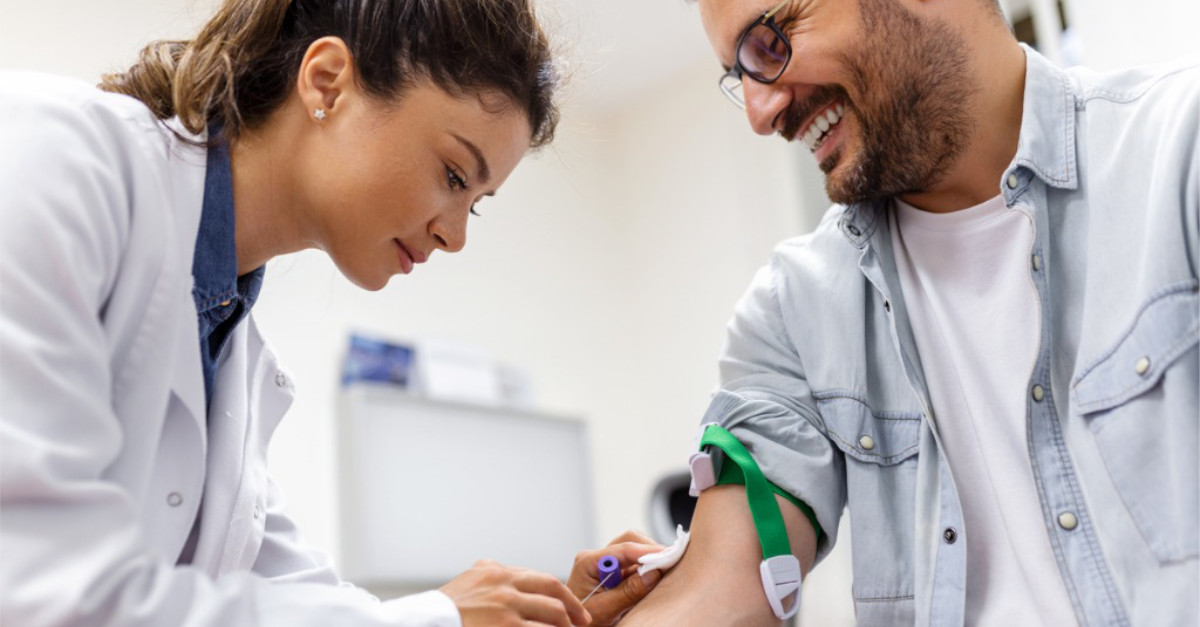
xmin=1058 ymin=512 xmax=1079 ymax=531
xmin=1134 ymin=357 xmax=1151 ymax=376
xmin=167 ymin=492 xmax=183 ymax=507
xmin=859 ymin=435 xmax=876 ymax=451
xmin=943 ymin=527 xmax=957 ymax=544
xmin=1032 ymin=385 xmax=1045 ymax=402
xmin=1031 ymin=254 xmax=1042 ymax=271
xmin=1006 ymin=173 xmax=1019 ymax=189
xmin=220 ymin=300 xmax=232 ymax=307
xmin=275 ymin=372 xmax=287 ymax=388
xmin=847 ymin=224 xmax=862 ymax=237
xmin=253 ymin=505 xmax=263 ymax=520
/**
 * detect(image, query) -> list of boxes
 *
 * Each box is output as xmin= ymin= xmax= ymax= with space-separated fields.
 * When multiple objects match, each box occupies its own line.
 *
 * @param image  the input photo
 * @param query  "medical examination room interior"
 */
xmin=3 ymin=0 xmax=1195 ymax=624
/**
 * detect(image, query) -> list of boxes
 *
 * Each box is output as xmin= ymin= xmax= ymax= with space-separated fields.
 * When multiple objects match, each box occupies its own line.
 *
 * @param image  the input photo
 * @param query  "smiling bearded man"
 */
xmin=613 ymin=0 xmax=1200 ymax=624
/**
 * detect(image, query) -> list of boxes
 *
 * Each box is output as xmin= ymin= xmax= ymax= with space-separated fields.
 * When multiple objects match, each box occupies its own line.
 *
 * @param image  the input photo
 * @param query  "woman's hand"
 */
xmin=568 ymin=530 xmax=666 ymax=626
xmin=441 ymin=559 xmax=591 ymax=627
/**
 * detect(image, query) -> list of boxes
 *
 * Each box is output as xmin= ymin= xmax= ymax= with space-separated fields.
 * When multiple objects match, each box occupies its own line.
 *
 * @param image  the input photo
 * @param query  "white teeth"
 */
xmin=801 ymin=102 xmax=845 ymax=152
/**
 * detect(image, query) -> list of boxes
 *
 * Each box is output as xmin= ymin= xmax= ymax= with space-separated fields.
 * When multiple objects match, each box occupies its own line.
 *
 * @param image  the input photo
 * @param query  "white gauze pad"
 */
xmin=637 ymin=524 xmax=691 ymax=576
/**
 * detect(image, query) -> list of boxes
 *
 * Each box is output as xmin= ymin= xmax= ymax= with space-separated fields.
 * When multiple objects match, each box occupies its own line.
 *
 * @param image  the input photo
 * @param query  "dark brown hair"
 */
xmin=100 ymin=0 xmax=560 ymax=147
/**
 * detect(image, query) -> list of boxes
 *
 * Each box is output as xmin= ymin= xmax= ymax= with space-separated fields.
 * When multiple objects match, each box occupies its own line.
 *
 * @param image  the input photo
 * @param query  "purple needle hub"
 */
xmin=598 ymin=555 xmax=622 ymax=589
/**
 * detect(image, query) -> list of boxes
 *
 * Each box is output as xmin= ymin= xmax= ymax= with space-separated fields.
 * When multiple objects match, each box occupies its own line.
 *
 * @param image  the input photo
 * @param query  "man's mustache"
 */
xmin=780 ymin=85 xmax=851 ymax=141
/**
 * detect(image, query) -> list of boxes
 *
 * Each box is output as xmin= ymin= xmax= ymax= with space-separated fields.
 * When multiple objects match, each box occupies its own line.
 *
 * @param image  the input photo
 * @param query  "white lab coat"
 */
xmin=0 ymin=73 xmax=459 ymax=626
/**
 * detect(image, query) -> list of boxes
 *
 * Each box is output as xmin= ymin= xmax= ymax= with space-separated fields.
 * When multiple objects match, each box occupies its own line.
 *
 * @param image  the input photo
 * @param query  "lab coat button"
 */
xmin=167 ymin=492 xmax=183 ymax=507
xmin=275 ymin=372 xmax=287 ymax=387
xmin=1058 ymin=512 xmax=1079 ymax=531
xmin=858 ymin=435 xmax=876 ymax=451
xmin=1006 ymin=173 xmax=1019 ymax=189
xmin=943 ymin=527 xmax=957 ymax=544
xmin=253 ymin=505 xmax=263 ymax=520
xmin=1134 ymin=357 xmax=1151 ymax=375
xmin=1032 ymin=385 xmax=1045 ymax=402
xmin=1032 ymin=254 xmax=1042 ymax=271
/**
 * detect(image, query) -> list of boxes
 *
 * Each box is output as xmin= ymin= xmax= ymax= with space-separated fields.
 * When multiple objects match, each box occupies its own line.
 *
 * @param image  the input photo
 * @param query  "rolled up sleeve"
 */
xmin=701 ymin=260 xmax=846 ymax=563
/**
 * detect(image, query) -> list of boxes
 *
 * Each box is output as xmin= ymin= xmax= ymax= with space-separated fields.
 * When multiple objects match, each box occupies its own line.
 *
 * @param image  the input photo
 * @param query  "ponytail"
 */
xmin=100 ymin=0 xmax=292 ymax=141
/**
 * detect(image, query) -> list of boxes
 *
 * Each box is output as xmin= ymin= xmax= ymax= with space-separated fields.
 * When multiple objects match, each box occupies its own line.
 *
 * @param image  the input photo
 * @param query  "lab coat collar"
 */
xmin=162 ymin=119 xmax=210 ymax=443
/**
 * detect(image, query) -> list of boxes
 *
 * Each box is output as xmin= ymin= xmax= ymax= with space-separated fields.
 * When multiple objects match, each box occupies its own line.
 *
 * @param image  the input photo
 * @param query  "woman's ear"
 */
xmin=296 ymin=36 xmax=357 ymax=121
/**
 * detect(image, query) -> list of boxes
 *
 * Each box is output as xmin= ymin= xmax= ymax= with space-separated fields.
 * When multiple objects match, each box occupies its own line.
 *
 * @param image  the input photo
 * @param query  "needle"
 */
xmin=580 ymin=570 xmax=615 ymax=605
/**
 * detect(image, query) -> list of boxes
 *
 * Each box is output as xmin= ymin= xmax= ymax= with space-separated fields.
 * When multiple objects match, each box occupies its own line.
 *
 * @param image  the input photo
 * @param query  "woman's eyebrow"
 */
xmin=450 ymin=133 xmax=491 ymax=184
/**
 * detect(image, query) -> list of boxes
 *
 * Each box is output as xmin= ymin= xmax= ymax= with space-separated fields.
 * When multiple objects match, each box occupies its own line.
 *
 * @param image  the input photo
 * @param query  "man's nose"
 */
xmin=743 ymin=79 xmax=791 ymax=137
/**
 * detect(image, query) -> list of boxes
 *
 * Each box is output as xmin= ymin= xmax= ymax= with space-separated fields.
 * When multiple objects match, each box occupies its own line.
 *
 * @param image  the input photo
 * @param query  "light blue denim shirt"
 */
xmin=702 ymin=46 xmax=1198 ymax=626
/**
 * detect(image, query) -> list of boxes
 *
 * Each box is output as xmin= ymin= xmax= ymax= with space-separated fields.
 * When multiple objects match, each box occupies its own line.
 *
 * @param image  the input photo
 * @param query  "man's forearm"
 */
xmin=619 ymin=486 xmax=817 ymax=626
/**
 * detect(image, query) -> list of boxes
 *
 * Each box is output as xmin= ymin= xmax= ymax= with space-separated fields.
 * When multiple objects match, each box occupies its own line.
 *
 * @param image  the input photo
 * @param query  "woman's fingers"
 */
xmin=514 ymin=569 xmax=591 ymax=626
xmin=583 ymin=568 xmax=663 ymax=626
xmin=442 ymin=560 xmax=591 ymax=627
xmin=511 ymin=590 xmax=580 ymax=627
xmin=569 ymin=543 xmax=664 ymax=595
xmin=565 ymin=530 xmax=670 ymax=622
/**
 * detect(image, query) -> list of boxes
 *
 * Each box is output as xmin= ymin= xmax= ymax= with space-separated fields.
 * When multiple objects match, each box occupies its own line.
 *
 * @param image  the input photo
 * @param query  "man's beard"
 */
xmin=782 ymin=0 xmax=977 ymax=205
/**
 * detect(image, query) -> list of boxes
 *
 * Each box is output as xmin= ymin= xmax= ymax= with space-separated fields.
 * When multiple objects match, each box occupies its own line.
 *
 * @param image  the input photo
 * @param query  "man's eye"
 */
xmin=446 ymin=166 xmax=469 ymax=191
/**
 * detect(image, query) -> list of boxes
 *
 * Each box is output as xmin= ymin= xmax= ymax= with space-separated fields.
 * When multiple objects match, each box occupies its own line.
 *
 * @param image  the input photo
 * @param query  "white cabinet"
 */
xmin=337 ymin=384 xmax=595 ymax=587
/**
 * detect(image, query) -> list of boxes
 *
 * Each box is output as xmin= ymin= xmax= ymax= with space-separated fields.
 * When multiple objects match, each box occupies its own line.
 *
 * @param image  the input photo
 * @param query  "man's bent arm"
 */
xmin=619 ymin=485 xmax=818 ymax=626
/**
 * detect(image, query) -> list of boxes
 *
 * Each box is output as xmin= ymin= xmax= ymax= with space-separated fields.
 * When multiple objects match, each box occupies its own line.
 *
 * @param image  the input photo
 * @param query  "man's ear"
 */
xmin=296 ymin=36 xmax=357 ymax=121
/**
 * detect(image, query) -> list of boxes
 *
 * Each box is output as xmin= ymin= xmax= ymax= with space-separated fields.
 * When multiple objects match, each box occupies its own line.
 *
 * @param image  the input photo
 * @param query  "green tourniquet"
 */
xmin=715 ymin=453 xmax=823 ymax=542
xmin=699 ymin=426 xmax=792 ymax=559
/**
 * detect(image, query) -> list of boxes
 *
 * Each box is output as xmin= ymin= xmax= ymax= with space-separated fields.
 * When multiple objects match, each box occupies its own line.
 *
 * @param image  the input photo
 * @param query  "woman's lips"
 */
xmin=394 ymin=239 xmax=414 ymax=274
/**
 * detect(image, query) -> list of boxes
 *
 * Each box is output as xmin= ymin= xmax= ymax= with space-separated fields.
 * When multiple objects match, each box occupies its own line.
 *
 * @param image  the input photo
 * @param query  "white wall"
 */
xmin=3 ymin=1 xmax=1196 ymax=626
xmin=1065 ymin=0 xmax=1200 ymax=70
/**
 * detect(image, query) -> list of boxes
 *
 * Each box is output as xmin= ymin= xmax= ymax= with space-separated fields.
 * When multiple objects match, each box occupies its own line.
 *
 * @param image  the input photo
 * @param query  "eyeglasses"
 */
xmin=718 ymin=0 xmax=794 ymax=109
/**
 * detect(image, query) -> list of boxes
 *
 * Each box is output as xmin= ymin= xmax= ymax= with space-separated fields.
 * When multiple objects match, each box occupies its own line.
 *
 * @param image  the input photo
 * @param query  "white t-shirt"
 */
xmin=890 ymin=195 xmax=1078 ymax=626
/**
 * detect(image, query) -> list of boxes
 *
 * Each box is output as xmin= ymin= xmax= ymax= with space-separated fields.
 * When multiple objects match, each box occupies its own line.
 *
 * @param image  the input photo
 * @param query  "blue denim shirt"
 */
xmin=703 ymin=47 xmax=1198 ymax=626
xmin=192 ymin=132 xmax=265 ymax=406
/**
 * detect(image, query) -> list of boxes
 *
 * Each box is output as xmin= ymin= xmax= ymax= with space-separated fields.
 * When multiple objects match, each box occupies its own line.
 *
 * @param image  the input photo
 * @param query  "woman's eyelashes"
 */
xmin=445 ymin=165 xmax=469 ymax=191
xmin=446 ymin=165 xmax=483 ymax=217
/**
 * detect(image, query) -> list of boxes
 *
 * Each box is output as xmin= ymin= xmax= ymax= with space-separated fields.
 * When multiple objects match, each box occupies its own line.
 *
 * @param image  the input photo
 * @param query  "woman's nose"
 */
xmin=429 ymin=210 xmax=467 ymax=253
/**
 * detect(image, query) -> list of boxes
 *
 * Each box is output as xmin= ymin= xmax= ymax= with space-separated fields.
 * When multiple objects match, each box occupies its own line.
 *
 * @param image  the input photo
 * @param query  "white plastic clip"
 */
xmin=759 ymin=555 xmax=802 ymax=620
xmin=689 ymin=423 xmax=719 ymax=497
xmin=688 ymin=451 xmax=715 ymax=497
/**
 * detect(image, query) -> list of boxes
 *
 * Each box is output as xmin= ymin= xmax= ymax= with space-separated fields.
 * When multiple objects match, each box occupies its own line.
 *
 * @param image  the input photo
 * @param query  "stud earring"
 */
xmin=314 ymin=108 xmax=327 ymax=121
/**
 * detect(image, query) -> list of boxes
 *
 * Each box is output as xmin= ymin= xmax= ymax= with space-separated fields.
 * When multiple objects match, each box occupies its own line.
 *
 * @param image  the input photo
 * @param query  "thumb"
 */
xmin=587 ymin=569 xmax=663 ymax=625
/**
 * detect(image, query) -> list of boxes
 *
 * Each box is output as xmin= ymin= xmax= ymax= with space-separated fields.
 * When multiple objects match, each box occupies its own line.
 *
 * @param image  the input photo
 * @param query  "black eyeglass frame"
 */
xmin=718 ymin=0 xmax=794 ymax=109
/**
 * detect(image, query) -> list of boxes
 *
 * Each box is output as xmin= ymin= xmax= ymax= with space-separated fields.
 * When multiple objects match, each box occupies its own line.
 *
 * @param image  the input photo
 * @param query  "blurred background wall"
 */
xmin=3 ymin=0 xmax=1195 ymax=623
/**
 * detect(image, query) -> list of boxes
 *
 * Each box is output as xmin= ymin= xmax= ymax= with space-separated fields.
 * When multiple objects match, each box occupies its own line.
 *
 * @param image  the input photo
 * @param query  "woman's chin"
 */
xmin=357 ymin=274 xmax=392 ymax=292
xmin=336 ymin=261 xmax=392 ymax=292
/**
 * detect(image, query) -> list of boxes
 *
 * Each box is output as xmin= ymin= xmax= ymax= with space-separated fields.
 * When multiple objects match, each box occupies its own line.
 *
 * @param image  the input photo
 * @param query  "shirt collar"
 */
xmin=838 ymin=44 xmax=1080 ymax=246
xmin=192 ymin=128 xmax=264 ymax=314
xmin=1010 ymin=43 xmax=1079 ymax=192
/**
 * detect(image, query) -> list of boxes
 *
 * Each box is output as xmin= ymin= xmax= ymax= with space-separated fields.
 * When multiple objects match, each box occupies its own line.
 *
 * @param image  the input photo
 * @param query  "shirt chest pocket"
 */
xmin=1072 ymin=281 xmax=1199 ymax=564
xmin=818 ymin=395 xmax=921 ymax=621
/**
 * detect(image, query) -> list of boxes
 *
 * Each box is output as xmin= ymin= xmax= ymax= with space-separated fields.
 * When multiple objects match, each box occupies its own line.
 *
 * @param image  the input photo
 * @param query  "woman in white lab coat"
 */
xmin=0 ymin=0 xmax=661 ymax=625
